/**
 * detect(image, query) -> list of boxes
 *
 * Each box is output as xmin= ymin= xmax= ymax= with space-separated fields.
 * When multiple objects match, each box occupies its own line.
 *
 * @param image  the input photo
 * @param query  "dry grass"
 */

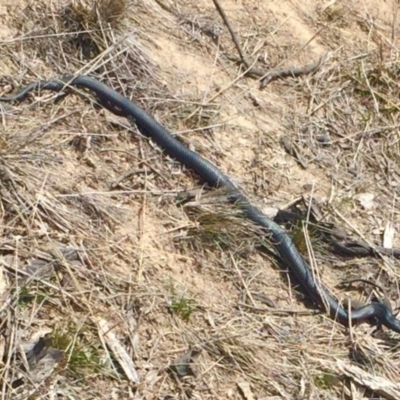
xmin=0 ymin=0 xmax=399 ymax=398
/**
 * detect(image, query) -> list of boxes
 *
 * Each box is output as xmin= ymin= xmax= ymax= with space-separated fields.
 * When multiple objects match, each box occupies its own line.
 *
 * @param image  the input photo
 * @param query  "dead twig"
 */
xmin=211 ymin=0 xmax=264 ymax=78
xmin=211 ymin=0 xmax=328 ymax=87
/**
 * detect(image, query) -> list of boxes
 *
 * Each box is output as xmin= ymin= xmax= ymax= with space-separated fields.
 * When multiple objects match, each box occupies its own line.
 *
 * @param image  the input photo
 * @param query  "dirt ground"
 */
xmin=0 ymin=0 xmax=400 ymax=399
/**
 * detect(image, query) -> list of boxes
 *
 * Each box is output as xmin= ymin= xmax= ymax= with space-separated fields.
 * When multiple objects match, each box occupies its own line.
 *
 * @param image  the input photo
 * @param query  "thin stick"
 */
xmin=211 ymin=0 xmax=264 ymax=77
xmin=211 ymin=0 xmax=328 ymax=86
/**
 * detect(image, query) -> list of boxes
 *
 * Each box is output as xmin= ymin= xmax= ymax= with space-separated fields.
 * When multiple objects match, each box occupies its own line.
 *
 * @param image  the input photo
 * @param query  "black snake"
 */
xmin=1 ymin=75 xmax=399 ymax=333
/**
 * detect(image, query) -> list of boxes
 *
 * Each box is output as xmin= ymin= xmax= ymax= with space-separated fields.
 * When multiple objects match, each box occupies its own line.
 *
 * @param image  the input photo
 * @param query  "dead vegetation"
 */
xmin=0 ymin=0 xmax=399 ymax=399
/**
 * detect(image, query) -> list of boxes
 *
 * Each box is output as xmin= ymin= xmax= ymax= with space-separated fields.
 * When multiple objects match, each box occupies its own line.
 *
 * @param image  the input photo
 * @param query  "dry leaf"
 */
xmin=354 ymin=193 xmax=375 ymax=209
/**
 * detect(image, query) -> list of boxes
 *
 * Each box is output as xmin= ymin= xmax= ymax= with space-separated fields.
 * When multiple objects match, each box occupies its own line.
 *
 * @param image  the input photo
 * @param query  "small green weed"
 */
xmin=168 ymin=292 xmax=197 ymax=322
xmin=51 ymin=325 xmax=102 ymax=377
xmin=17 ymin=286 xmax=47 ymax=308
xmin=314 ymin=372 xmax=340 ymax=389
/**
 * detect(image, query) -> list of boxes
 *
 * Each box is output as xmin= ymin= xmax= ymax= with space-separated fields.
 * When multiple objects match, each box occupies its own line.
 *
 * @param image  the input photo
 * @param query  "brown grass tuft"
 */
xmin=68 ymin=0 xmax=128 ymax=58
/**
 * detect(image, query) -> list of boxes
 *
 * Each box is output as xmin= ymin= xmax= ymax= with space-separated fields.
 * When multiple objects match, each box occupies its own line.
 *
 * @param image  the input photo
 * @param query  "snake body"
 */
xmin=1 ymin=75 xmax=400 ymax=333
